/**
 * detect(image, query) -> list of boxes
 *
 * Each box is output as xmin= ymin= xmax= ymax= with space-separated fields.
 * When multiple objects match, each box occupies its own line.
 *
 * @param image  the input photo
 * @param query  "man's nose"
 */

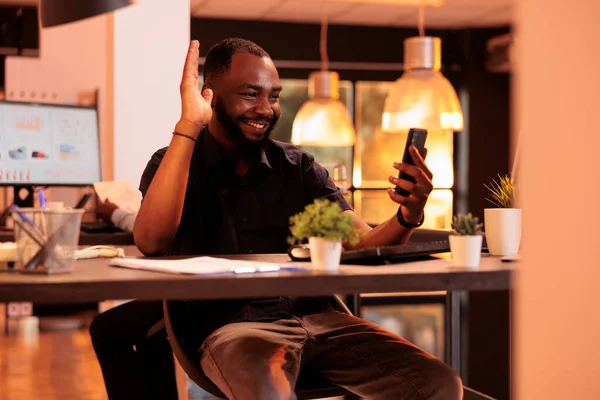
xmin=253 ymin=96 xmax=273 ymax=118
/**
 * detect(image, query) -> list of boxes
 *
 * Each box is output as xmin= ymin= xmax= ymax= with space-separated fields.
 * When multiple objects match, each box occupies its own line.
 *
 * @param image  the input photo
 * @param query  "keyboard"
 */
xmin=288 ymin=240 xmax=450 ymax=266
xmin=340 ymin=240 xmax=450 ymax=265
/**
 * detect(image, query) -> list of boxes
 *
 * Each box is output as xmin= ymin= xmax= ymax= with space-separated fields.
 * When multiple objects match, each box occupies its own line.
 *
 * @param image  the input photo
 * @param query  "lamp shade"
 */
xmin=382 ymin=36 xmax=463 ymax=132
xmin=40 ymin=0 xmax=135 ymax=28
xmin=292 ymin=71 xmax=356 ymax=147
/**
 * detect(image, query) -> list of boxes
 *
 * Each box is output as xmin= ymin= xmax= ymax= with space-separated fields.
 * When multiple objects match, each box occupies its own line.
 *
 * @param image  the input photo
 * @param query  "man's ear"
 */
xmin=202 ymin=83 xmax=216 ymax=108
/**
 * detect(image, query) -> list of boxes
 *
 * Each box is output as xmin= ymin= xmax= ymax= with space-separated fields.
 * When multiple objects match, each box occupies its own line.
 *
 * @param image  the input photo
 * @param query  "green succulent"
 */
xmin=484 ymin=173 xmax=517 ymax=208
xmin=288 ymin=198 xmax=360 ymax=245
xmin=451 ymin=213 xmax=483 ymax=236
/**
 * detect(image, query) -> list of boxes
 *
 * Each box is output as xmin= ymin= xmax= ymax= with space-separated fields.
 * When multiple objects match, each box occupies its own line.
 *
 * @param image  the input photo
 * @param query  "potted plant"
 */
xmin=483 ymin=174 xmax=521 ymax=256
xmin=449 ymin=213 xmax=484 ymax=269
xmin=288 ymin=198 xmax=359 ymax=271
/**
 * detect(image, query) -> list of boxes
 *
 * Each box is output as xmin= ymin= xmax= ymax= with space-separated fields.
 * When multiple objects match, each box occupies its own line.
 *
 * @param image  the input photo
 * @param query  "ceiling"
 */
xmin=190 ymin=0 xmax=512 ymax=28
xmin=0 ymin=0 xmax=512 ymax=29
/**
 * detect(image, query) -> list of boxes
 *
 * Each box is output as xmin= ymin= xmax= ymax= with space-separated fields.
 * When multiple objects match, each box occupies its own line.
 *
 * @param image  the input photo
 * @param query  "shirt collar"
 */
xmin=200 ymin=127 xmax=273 ymax=171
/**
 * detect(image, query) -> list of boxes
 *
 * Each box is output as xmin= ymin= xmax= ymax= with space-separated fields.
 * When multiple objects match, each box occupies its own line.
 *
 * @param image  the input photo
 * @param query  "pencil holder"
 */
xmin=11 ymin=208 xmax=83 ymax=274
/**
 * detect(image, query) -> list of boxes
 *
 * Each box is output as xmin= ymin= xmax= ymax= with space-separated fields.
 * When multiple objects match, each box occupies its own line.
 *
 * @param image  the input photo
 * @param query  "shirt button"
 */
xmin=248 ymin=250 xmax=253 ymax=254
xmin=240 ymin=216 xmax=247 ymax=223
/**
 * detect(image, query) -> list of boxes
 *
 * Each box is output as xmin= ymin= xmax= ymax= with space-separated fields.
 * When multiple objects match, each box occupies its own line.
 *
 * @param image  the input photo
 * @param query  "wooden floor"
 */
xmin=0 ymin=305 xmax=340 ymax=400
xmin=0 ymin=313 xmax=108 ymax=400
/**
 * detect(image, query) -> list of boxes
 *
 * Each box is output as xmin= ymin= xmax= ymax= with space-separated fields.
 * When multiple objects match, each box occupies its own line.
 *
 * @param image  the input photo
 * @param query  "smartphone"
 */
xmin=395 ymin=128 xmax=428 ymax=196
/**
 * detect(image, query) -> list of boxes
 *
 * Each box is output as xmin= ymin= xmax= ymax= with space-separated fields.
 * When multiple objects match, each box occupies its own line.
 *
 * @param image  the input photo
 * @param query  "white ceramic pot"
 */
xmin=484 ymin=208 xmax=522 ymax=256
xmin=308 ymin=237 xmax=342 ymax=271
xmin=449 ymin=235 xmax=483 ymax=269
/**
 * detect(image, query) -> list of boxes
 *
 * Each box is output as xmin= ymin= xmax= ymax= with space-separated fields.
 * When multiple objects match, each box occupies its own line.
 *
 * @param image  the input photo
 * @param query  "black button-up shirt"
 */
xmin=139 ymin=127 xmax=351 ymax=256
xmin=138 ymin=128 xmax=352 ymax=338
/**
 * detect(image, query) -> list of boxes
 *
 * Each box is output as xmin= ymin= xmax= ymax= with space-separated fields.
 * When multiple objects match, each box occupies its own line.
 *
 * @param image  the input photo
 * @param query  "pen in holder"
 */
xmin=11 ymin=207 xmax=84 ymax=274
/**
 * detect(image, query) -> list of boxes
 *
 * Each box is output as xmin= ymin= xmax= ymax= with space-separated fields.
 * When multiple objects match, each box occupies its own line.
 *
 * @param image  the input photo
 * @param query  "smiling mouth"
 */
xmin=242 ymin=120 xmax=269 ymax=130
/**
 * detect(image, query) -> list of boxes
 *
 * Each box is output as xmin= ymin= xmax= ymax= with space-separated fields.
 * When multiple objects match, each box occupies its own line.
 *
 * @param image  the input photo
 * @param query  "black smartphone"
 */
xmin=395 ymin=128 xmax=428 ymax=196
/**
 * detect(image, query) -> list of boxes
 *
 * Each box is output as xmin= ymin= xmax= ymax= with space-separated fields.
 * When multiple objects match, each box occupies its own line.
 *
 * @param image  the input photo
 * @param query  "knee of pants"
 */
xmin=426 ymin=361 xmax=463 ymax=400
xmin=89 ymin=309 xmax=138 ymax=347
xmin=383 ymin=359 xmax=462 ymax=400
xmin=201 ymin=328 xmax=300 ymax=399
xmin=89 ymin=311 xmax=110 ymax=346
xmin=205 ymin=331 xmax=285 ymax=364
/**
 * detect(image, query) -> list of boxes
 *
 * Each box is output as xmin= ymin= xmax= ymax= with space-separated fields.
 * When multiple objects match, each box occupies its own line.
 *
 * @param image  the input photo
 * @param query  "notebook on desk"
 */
xmin=288 ymin=240 xmax=450 ymax=266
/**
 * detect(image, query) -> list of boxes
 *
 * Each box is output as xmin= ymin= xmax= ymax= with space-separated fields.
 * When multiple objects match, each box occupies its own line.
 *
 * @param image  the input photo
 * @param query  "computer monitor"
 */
xmin=0 ymin=100 xmax=101 ymax=187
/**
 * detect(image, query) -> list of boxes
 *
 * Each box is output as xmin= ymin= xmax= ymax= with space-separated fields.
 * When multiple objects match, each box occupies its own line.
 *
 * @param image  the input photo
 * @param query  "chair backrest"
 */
xmin=162 ymin=299 xmax=227 ymax=399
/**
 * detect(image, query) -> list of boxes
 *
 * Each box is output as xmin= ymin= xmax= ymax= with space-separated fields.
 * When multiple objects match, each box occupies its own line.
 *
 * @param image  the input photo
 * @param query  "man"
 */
xmin=96 ymin=198 xmax=136 ymax=232
xmin=90 ymin=38 xmax=462 ymax=400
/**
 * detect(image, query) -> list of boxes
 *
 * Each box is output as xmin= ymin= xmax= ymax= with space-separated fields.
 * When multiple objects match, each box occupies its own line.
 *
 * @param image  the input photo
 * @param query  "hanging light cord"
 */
xmin=418 ymin=4 xmax=425 ymax=37
xmin=320 ymin=0 xmax=329 ymax=71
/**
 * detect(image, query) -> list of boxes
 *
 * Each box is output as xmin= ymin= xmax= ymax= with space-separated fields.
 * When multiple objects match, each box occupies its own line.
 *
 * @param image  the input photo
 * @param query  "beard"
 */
xmin=214 ymin=97 xmax=278 ymax=153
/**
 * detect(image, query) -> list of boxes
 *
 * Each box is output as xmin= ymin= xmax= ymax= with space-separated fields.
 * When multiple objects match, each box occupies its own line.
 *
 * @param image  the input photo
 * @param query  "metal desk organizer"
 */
xmin=11 ymin=207 xmax=83 ymax=273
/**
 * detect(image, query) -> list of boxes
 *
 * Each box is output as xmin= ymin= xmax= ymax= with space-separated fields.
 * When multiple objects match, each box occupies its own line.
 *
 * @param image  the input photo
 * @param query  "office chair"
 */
xmin=162 ymin=297 xmax=352 ymax=400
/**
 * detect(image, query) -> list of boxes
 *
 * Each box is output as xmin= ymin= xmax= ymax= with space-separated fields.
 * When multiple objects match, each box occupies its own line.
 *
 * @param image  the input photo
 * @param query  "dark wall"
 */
xmin=0 ymin=6 xmax=39 ymax=53
xmin=192 ymin=18 xmax=466 ymax=82
xmin=192 ymin=18 xmax=511 ymax=399
xmin=0 ymin=6 xmax=40 ymax=89
xmin=461 ymin=29 xmax=511 ymax=220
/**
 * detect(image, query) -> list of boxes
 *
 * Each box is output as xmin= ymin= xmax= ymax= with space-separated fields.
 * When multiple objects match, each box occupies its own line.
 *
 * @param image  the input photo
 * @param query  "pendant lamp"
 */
xmin=40 ymin=0 xmax=135 ymax=28
xmin=381 ymin=35 xmax=463 ymax=132
xmin=291 ymin=0 xmax=356 ymax=147
xmin=382 ymin=7 xmax=463 ymax=190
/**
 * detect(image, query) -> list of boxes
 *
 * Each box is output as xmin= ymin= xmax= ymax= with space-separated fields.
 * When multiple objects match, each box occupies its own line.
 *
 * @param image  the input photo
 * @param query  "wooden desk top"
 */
xmin=0 ymin=246 xmax=513 ymax=303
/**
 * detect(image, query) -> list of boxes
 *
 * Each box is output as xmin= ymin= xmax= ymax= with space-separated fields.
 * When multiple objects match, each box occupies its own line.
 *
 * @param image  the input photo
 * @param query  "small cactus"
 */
xmin=451 ymin=213 xmax=483 ymax=236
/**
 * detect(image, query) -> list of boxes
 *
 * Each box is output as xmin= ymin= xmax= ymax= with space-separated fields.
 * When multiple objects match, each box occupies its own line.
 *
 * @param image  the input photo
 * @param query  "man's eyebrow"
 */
xmin=239 ymin=83 xmax=283 ymax=92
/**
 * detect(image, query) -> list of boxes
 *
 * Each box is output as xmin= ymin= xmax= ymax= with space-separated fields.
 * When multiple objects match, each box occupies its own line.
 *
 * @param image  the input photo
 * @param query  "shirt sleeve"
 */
xmin=302 ymin=153 xmax=353 ymax=211
xmin=111 ymin=208 xmax=137 ymax=232
xmin=139 ymin=147 xmax=167 ymax=198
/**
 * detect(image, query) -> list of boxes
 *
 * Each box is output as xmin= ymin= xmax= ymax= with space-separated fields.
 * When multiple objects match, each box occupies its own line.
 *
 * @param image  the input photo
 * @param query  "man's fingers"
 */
xmin=201 ymin=88 xmax=213 ymax=104
xmin=388 ymin=175 xmax=415 ymax=193
xmin=389 ymin=175 xmax=433 ymax=198
xmin=393 ymin=162 xmax=430 ymax=183
xmin=181 ymin=40 xmax=200 ymax=88
xmin=409 ymin=146 xmax=433 ymax=179
xmin=386 ymin=188 xmax=408 ymax=205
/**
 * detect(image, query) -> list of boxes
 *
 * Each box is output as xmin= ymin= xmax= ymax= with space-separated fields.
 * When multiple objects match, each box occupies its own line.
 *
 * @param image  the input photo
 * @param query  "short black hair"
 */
xmin=203 ymin=38 xmax=270 ymax=84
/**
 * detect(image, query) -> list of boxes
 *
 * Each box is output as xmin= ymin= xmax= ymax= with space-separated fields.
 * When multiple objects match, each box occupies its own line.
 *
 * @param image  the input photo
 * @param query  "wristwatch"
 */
xmin=396 ymin=206 xmax=425 ymax=229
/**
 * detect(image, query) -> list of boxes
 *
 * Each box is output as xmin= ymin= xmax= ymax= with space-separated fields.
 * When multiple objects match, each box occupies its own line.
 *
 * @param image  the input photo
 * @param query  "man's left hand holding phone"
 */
xmin=387 ymin=129 xmax=434 ymax=227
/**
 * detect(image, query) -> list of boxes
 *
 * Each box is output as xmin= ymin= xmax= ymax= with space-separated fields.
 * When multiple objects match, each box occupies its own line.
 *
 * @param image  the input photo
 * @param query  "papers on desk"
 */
xmin=109 ymin=256 xmax=309 ymax=275
xmin=93 ymin=181 xmax=142 ymax=213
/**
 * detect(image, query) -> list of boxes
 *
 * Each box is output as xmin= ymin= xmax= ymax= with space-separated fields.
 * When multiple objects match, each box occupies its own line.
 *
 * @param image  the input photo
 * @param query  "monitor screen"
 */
xmin=0 ymin=101 xmax=101 ymax=186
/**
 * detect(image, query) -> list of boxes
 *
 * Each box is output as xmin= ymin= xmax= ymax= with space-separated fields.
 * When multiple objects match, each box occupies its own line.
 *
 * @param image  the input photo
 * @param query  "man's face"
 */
xmin=212 ymin=51 xmax=282 ymax=150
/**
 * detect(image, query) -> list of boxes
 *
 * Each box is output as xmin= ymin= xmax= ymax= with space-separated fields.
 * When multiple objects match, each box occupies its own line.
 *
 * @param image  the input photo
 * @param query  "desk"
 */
xmin=0 ymin=248 xmax=511 ymax=303
xmin=0 ymin=247 xmax=513 ymax=379
xmin=0 ymin=227 xmax=135 ymax=246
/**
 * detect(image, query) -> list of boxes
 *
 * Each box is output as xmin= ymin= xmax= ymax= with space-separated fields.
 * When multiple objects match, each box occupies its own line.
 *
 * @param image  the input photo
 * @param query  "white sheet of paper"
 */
xmin=93 ymin=181 xmax=142 ymax=213
xmin=109 ymin=256 xmax=301 ymax=275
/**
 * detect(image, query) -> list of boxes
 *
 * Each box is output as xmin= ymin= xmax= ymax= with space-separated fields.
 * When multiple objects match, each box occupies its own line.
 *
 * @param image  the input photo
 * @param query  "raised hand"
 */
xmin=387 ymin=146 xmax=434 ymax=224
xmin=175 ymin=40 xmax=214 ymax=138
